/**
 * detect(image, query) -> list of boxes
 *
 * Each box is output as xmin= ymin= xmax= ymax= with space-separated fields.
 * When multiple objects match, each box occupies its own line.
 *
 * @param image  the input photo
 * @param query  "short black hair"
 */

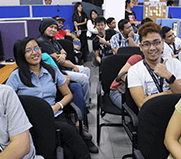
xmin=167 ymin=0 xmax=174 ymax=6
xmin=141 ymin=18 xmax=153 ymax=25
xmin=106 ymin=17 xmax=115 ymax=25
xmin=95 ymin=17 xmax=106 ymax=25
xmin=118 ymin=19 xmax=129 ymax=30
xmin=160 ymin=26 xmax=172 ymax=39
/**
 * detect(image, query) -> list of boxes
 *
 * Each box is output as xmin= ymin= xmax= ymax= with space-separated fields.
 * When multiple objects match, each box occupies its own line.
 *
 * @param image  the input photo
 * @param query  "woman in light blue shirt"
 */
xmin=6 ymin=37 xmax=91 ymax=159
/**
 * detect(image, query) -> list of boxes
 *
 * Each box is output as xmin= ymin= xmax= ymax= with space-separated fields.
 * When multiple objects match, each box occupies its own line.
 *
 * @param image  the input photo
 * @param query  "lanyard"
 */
xmin=169 ymin=43 xmax=178 ymax=55
xmin=143 ymin=59 xmax=164 ymax=93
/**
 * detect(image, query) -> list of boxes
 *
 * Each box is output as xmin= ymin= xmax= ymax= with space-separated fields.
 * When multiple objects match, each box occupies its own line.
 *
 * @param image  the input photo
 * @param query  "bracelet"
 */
xmin=57 ymin=102 xmax=64 ymax=110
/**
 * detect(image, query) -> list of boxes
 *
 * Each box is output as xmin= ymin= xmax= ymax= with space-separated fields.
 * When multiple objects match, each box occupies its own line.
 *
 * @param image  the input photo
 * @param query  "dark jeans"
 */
xmin=69 ymin=82 xmax=87 ymax=122
xmin=80 ymin=31 xmax=88 ymax=61
xmin=55 ymin=113 xmax=90 ymax=159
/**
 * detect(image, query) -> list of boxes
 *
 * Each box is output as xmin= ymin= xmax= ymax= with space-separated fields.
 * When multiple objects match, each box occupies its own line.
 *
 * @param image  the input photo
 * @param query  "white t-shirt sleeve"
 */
xmin=128 ymin=63 xmax=143 ymax=88
xmin=163 ymin=42 xmax=173 ymax=59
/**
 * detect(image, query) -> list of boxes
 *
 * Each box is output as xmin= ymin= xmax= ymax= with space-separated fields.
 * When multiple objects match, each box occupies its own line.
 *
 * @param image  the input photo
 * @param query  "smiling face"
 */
xmin=108 ymin=19 xmax=116 ymax=29
xmin=95 ymin=22 xmax=106 ymax=34
xmin=44 ymin=24 xmax=57 ymax=37
xmin=164 ymin=29 xmax=175 ymax=45
xmin=140 ymin=32 xmax=163 ymax=64
xmin=91 ymin=11 xmax=98 ymax=21
xmin=24 ymin=40 xmax=42 ymax=67
xmin=57 ymin=20 xmax=64 ymax=30
xmin=45 ymin=0 xmax=52 ymax=5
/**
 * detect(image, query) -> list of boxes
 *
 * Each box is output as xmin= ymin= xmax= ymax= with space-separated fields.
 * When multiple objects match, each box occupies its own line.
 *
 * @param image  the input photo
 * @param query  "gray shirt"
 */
xmin=0 ymin=84 xmax=35 ymax=158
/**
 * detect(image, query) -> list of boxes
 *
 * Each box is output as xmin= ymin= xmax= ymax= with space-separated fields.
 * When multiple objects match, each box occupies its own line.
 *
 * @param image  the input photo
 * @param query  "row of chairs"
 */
xmin=96 ymin=48 xmax=181 ymax=159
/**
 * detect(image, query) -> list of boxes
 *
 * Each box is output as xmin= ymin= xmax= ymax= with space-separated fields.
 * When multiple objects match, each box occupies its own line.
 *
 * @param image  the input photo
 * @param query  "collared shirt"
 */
xmin=110 ymin=32 xmax=140 ymax=49
xmin=6 ymin=66 xmax=66 ymax=117
xmin=0 ymin=85 xmax=35 ymax=158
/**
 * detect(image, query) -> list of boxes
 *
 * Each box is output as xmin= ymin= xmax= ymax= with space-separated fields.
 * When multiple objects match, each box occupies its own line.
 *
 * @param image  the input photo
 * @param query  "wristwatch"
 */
xmin=166 ymin=74 xmax=176 ymax=84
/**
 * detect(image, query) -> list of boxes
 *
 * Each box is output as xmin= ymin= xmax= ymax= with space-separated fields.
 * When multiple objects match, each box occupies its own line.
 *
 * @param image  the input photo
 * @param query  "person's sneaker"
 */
xmin=76 ymin=126 xmax=92 ymax=140
xmin=84 ymin=139 xmax=99 ymax=153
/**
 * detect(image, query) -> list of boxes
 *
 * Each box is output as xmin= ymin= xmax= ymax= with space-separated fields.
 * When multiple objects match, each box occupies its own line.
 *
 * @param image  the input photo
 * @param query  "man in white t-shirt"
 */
xmin=160 ymin=26 xmax=181 ymax=61
xmin=128 ymin=22 xmax=181 ymax=108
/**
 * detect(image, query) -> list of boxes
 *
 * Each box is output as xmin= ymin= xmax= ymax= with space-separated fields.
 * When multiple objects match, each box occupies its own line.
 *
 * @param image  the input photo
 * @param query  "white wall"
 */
xmin=0 ymin=0 xmax=81 ymax=6
xmin=103 ymin=0 xmax=125 ymax=30
xmin=0 ymin=0 xmax=19 ymax=5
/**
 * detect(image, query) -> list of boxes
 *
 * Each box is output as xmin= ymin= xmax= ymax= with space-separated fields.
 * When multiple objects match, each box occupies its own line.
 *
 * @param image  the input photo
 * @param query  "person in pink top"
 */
xmin=109 ymin=54 xmax=143 ymax=109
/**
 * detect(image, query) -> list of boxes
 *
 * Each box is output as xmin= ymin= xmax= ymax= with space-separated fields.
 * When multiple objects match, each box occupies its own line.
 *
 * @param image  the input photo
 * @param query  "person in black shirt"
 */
xmin=72 ymin=2 xmax=88 ymax=63
xmin=93 ymin=17 xmax=117 ymax=66
xmin=125 ymin=0 xmax=141 ymax=33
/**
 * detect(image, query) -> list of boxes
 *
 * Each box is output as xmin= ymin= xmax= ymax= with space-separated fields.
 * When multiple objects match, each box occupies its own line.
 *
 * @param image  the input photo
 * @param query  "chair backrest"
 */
xmin=137 ymin=94 xmax=181 ymax=159
xmin=57 ymin=39 xmax=75 ymax=64
xmin=101 ymin=54 xmax=132 ymax=94
xmin=18 ymin=95 xmax=56 ymax=159
xmin=125 ymin=76 xmax=139 ymax=115
xmin=117 ymin=46 xmax=142 ymax=55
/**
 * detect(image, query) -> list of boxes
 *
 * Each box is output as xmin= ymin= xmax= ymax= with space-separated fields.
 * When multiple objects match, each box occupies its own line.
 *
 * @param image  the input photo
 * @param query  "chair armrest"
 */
xmin=97 ymin=81 xmax=101 ymax=96
xmin=122 ymin=103 xmax=138 ymax=127
xmin=69 ymin=102 xmax=83 ymax=121
xmin=134 ymin=149 xmax=145 ymax=159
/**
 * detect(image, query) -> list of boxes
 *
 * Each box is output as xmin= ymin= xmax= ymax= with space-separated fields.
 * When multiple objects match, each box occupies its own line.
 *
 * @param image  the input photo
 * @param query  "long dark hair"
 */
xmin=74 ymin=2 xmax=84 ymax=22
xmin=125 ymin=0 xmax=131 ymax=8
xmin=89 ymin=9 xmax=98 ymax=24
xmin=14 ymin=37 xmax=55 ymax=87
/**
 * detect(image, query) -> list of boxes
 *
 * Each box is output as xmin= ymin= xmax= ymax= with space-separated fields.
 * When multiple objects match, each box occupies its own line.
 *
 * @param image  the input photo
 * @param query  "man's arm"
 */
xmin=154 ymin=59 xmax=181 ymax=94
xmin=0 ymin=130 xmax=30 ymax=159
xmin=128 ymin=30 xmax=139 ymax=47
xmin=66 ymin=32 xmax=80 ymax=42
xmin=165 ymin=107 xmax=181 ymax=159
xmin=129 ymin=86 xmax=172 ymax=108
xmin=110 ymin=34 xmax=120 ymax=54
xmin=94 ymin=50 xmax=101 ymax=64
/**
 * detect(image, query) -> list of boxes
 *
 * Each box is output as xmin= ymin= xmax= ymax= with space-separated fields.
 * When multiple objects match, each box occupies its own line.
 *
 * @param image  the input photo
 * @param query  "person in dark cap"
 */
xmin=37 ymin=18 xmax=98 ymax=153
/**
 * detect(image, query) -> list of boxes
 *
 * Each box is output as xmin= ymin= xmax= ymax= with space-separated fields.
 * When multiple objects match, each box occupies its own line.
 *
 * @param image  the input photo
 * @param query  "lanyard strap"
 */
xmin=169 ymin=43 xmax=177 ymax=54
xmin=143 ymin=59 xmax=164 ymax=93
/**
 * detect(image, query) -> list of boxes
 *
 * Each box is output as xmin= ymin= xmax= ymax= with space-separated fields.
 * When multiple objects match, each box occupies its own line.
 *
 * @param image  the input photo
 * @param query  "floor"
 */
xmin=84 ymin=61 xmax=132 ymax=159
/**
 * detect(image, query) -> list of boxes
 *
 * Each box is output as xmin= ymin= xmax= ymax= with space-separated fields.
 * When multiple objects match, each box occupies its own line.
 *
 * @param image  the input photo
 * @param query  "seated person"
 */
xmin=93 ymin=16 xmax=117 ymax=65
xmin=0 ymin=84 xmax=35 ymax=159
xmin=128 ymin=22 xmax=181 ymax=108
xmin=109 ymin=54 xmax=143 ymax=109
xmin=52 ymin=16 xmax=81 ymax=52
xmin=41 ymin=53 xmax=91 ymax=139
xmin=110 ymin=19 xmax=140 ymax=54
xmin=37 ymin=18 xmax=92 ymax=109
xmin=140 ymin=17 xmax=153 ymax=25
xmin=160 ymin=26 xmax=181 ymax=61
xmin=164 ymin=99 xmax=181 ymax=159
xmin=6 ymin=37 xmax=93 ymax=158
xmin=106 ymin=17 xmax=117 ymax=30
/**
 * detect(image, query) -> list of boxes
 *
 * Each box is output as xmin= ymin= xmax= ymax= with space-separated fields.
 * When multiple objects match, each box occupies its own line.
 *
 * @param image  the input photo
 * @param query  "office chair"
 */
xmin=117 ymin=46 xmax=142 ymax=55
xmin=57 ymin=39 xmax=81 ymax=65
xmin=96 ymin=54 xmax=132 ymax=145
xmin=134 ymin=94 xmax=181 ymax=159
xmin=121 ymin=77 xmax=139 ymax=159
xmin=18 ymin=95 xmax=62 ymax=159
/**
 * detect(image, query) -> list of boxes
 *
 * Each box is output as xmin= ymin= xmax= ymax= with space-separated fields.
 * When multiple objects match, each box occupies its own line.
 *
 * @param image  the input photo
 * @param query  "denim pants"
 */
xmin=109 ymin=89 xmax=122 ymax=109
xmin=69 ymin=82 xmax=86 ymax=121
xmin=65 ymin=65 xmax=91 ymax=107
